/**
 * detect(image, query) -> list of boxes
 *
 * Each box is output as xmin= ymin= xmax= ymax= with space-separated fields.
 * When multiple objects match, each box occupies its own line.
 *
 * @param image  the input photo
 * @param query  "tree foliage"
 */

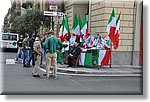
xmin=11 ymin=10 xmax=44 ymax=36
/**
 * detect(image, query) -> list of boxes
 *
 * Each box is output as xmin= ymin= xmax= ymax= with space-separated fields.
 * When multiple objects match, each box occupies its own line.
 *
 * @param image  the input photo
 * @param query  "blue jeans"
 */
xmin=23 ymin=49 xmax=30 ymax=66
xmin=29 ymin=50 xmax=35 ymax=66
xmin=16 ymin=47 xmax=23 ymax=60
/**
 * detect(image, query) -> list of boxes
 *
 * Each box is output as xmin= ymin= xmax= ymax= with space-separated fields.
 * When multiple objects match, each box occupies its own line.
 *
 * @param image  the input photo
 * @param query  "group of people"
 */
xmin=15 ymin=31 xmax=81 ymax=79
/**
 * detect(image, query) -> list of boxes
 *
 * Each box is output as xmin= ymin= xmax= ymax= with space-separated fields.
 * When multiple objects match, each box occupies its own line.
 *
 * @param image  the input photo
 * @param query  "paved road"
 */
xmin=1 ymin=52 xmax=143 ymax=95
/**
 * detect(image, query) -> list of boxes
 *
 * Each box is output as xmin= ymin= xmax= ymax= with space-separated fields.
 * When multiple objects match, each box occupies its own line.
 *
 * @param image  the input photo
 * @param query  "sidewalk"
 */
xmin=16 ymin=60 xmax=143 ymax=77
xmin=56 ymin=64 xmax=143 ymax=77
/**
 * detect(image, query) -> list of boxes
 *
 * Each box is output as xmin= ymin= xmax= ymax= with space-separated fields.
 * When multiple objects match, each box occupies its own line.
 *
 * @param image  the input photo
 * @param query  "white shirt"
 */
xmin=62 ymin=40 xmax=69 ymax=53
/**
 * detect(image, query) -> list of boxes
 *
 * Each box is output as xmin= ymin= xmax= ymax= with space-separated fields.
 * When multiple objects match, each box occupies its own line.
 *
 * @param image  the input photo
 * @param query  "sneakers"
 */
xmin=32 ymin=74 xmax=40 ymax=77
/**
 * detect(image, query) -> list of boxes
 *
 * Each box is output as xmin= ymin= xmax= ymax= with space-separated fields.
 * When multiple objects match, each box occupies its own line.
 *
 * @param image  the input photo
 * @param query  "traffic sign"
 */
xmin=49 ymin=5 xmax=58 ymax=10
xmin=49 ymin=0 xmax=58 ymax=6
xmin=44 ymin=11 xmax=63 ymax=16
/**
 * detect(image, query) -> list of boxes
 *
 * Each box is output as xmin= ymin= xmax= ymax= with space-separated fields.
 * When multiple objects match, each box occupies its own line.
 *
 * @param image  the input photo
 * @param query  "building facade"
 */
xmin=63 ymin=0 xmax=143 ymax=66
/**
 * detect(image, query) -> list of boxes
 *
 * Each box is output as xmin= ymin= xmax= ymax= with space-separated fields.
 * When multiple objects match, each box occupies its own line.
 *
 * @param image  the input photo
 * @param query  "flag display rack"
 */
xmin=78 ymin=35 xmax=112 ymax=69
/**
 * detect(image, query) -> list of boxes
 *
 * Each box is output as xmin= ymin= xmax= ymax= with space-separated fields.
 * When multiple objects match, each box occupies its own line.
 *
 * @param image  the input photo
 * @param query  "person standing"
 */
xmin=32 ymin=37 xmax=42 ymax=77
xmin=43 ymin=32 xmax=63 ymax=79
xmin=41 ymin=34 xmax=47 ymax=65
xmin=15 ymin=35 xmax=23 ymax=61
xmin=29 ymin=34 xmax=36 ymax=66
xmin=22 ymin=33 xmax=31 ymax=67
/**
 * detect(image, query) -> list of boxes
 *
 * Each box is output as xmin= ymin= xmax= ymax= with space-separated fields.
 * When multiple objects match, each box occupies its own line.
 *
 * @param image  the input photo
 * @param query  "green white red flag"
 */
xmin=59 ymin=16 xmax=65 ymax=42
xmin=114 ymin=12 xmax=121 ymax=49
xmin=106 ymin=8 xmax=116 ymax=44
xmin=63 ymin=16 xmax=70 ymax=40
xmin=59 ymin=16 xmax=70 ymax=42
xmin=79 ymin=52 xmax=92 ymax=66
xmin=98 ymin=50 xmax=111 ymax=66
xmin=72 ymin=14 xmax=80 ymax=37
xmin=79 ymin=50 xmax=111 ymax=66
xmin=81 ymin=12 xmax=88 ymax=38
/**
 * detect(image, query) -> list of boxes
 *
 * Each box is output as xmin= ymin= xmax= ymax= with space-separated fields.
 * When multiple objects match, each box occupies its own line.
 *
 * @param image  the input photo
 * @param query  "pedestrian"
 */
xmin=41 ymin=34 xmax=47 ymax=66
xmin=29 ymin=34 xmax=36 ymax=66
xmin=32 ymin=37 xmax=42 ymax=77
xmin=15 ymin=35 xmax=23 ymax=61
xmin=43 ymin=31 xmax=63 ymax=79
xmin=22 ymin=33 xmax=31 ymax=67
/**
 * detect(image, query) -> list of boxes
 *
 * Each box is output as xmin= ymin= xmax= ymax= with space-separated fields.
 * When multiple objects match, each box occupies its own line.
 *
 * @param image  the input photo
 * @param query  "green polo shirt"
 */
xmin=43 ymin=36 xmax=63 ymax=54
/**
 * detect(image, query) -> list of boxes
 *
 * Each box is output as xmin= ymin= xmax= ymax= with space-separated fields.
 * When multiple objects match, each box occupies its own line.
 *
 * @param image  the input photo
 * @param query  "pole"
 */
xmin=131 ymin=1 xmax=137 ymax=65
xmin=88 ymin=0 xmax=92 ymax=33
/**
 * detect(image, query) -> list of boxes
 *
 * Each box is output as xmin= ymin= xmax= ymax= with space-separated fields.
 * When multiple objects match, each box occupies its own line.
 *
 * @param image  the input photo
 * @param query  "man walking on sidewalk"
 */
xmin=43 ymin=31 xmax=63 ymax=79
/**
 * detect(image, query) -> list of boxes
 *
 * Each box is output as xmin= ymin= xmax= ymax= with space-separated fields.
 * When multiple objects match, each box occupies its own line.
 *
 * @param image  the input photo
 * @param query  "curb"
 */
xmin=57 ymin=72 xmax=143 ymax=77
xmin=39 ymin=67 xmax=143 ymax=77
xmin=57 ymin=68 xmax=142 ymax=74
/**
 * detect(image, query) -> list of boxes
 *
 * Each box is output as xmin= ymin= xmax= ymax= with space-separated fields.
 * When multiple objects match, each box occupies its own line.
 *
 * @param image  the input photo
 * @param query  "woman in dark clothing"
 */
xmin=67 ymin=42 xmax=81 ymax=67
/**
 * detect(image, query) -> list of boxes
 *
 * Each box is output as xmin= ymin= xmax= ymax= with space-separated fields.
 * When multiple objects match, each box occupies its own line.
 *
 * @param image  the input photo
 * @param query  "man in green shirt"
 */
xmin=43 ymin=32 xmax=63 ymax=79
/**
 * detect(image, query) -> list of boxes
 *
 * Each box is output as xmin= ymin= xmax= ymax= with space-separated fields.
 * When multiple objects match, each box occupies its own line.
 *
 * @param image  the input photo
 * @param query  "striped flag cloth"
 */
xmin=106 ymin=8 xmax=116 ymax=44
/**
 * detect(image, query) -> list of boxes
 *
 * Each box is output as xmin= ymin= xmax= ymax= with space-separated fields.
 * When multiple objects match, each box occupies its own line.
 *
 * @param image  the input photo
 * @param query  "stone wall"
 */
xmin=90 ymin=0 xmax=136 ymax=52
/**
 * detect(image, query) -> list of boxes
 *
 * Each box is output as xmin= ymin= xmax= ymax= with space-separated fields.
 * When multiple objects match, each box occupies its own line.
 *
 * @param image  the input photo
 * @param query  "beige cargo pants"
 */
xmin=32 ymin=54 xmax=41 ymax=75
xmin=45 ymin=53 xmax=57 ymax=79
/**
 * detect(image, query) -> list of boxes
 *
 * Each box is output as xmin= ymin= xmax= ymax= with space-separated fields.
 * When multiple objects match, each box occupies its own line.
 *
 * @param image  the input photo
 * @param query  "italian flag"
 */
xmin=81 ymin=12 xmax=88 ymax=38
xmin=79 ymin=50 xmax=111 ymax=66
xmin=83 ymin=36 xmax=91 ymax=48
xmin=72 ymin=14 xmax=80 ymax=38
xmin=98 ymin=50 xmax=111 ymax=66
xmin=114 ymin=12 xmax=121 ymax=49
xmin=94 ymin=50 xmax=111 ymax=66
xmin=79 ymin=52 xmax=92 ymax=66
xmin=59 ymin=16 xmax=65 ymax=42
xmin=106 ymin=8 xmax=116 ymax=44
xmin=100 ymin=36 xmax=111 ymax=49
xmin=63 ymin=16 xmax=70 ymax=41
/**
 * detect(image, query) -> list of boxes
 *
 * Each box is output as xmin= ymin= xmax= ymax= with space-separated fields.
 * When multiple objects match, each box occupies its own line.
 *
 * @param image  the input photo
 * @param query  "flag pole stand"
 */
xmin=110 ymin=42 xmax=112 ymax=68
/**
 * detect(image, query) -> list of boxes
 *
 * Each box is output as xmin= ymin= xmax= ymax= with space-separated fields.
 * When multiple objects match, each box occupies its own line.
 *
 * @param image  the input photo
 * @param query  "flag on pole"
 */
xmin=81 ymin=12 xmax=88 ymax=38
xmin=59 ymin=16 xmax=65 ymax=42
xmin=106 ymin=8 xmax=116 ymax=44
xmin=78 ymin=15 xmax=82 ymax=30
xmin=72 ymin=14 xmax=80 ymax=38
xmin=98 ymin=50 xmax=111 ymax=66
xmin=63 ymin=16 xmax=70 ymax=41
xmin=114 ymin=12 xmax=121 ymax=49
xmin=78 ymin=15 xmax=83 ymax=42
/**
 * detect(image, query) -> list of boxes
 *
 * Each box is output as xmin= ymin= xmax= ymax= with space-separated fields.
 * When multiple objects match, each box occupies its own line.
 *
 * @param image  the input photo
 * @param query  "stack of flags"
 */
xmin=59 ymin=12 xmax=89 ymax=43
xmin=72 ymin=12 xmax=89 ymax=41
